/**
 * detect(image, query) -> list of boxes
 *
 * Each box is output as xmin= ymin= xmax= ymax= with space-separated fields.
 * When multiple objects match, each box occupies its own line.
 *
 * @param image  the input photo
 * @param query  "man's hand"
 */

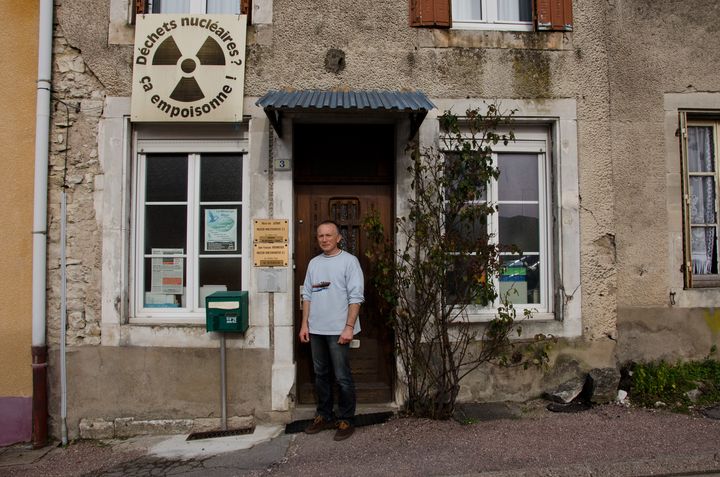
xmin=338 ymin=326 xmax=354 ymax=345
xmin=299 ymin=323 xmax=310 ymax=343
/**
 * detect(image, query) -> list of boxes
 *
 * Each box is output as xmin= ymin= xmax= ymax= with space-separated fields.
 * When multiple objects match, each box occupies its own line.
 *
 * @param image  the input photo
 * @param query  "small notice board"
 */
xmin=253 ymin=219 xmax=289 ymax=267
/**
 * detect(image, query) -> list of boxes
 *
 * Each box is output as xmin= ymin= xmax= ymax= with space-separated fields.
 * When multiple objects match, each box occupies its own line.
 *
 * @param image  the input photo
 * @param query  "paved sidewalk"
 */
xmin=2 ymin=403 xmax=720 ymax=476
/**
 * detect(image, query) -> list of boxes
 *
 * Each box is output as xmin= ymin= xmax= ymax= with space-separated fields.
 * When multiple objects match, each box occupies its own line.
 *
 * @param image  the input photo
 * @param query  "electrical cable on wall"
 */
xmin=50 ymin=95 xmax=78 ymax=447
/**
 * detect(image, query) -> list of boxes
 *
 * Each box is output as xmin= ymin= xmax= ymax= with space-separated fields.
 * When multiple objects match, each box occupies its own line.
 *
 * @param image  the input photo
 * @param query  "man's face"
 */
xmin=317 ymin=223 xmax=341 ymax=255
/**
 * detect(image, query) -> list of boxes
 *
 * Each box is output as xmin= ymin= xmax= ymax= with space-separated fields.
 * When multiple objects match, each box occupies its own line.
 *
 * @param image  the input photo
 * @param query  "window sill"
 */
xmin=129 ymin=316 xmax=206 ymax=326
xmin=463 ymin=311 xmax=556 ymax=323
xmin=417 ymin=28 xmax=573 ymax=51
xmin=451 ymin=22 xmax=533 ymax=32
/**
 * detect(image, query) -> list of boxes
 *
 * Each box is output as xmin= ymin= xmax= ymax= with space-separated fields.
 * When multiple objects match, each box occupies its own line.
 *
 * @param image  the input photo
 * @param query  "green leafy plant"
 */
xmin=363 ymin=106 xmax=550 ymax=419
xmin=630 ymin=359 xmax=720 ymax=412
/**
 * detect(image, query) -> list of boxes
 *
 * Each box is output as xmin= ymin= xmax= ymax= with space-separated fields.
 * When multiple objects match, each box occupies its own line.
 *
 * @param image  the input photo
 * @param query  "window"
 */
xmin=409 ymin=0 xmax=573 ymax=32
xmin=149 ymin=0 xmax=240 ymax=14
xmin=133 ymin=0 xmax=251 ymax=17
xmin=682 ymin=118 xmax=720 ymax=288
xmin=134 ymin=151 xmax=246 ymax=318
xmin=452 ymin=0 xmax=533 ymax=31
xmin=445 ymin=128 xmax=552 ymax=313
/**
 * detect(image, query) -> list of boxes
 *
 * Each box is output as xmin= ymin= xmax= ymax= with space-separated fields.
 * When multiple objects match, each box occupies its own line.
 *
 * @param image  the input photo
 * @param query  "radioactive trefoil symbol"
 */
xmin=152 ymin=35 xmax=226 ymax=102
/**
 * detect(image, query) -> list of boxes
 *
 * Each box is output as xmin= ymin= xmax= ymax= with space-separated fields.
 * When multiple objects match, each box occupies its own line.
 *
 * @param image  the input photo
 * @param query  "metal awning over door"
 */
xmin=255 ymin=89 xmax=435 ymax=138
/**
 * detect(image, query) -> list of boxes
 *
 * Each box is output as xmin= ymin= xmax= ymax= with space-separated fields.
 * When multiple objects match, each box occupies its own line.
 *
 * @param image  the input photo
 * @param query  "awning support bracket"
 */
xmin=264 ymin=107 xmax=283 ymax=137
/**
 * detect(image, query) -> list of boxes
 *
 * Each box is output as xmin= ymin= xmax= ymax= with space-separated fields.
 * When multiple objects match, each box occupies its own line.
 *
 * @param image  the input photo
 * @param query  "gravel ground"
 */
xmin=3 ymin=404 xmax=720 ymax=477
xmin=268 ymin=404 xmax=720 ymax=477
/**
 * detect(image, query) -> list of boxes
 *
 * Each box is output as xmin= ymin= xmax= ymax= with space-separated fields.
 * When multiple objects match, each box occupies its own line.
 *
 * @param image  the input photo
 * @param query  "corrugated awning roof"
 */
xmin=256 ymin=89 xmax=435 ymax=137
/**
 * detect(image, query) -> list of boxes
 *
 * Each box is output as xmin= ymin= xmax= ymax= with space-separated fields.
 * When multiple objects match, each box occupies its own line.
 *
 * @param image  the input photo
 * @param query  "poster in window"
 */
xmin=151 ymin=248 xmax=184 ymax=295
xmin=205 ymin=209 xmax=238 ymax=251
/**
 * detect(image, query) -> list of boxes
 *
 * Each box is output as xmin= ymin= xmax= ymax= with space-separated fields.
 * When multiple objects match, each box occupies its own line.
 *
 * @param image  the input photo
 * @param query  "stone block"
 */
xmin=78 ymin=418 xmax=114 ymax=439
xmin=191 ymin=415 xmax=255 ymax=432
xmin=588 ymin=367 xmax=621 ymax=404
xmin=543 ymin=375 xmax=586 ymax=403
xmin=114 ymin=417 xmax=194 ymax=438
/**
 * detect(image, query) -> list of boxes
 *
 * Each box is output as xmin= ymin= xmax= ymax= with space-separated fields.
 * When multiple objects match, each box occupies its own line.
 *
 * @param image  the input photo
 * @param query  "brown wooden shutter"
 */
xmin=535 ymin=0 xmax=573 ymax=31
xmin=241 ymin=0 xmax=252 ymax=23
xmin=409 ymin=0 xmax=451 ymax=28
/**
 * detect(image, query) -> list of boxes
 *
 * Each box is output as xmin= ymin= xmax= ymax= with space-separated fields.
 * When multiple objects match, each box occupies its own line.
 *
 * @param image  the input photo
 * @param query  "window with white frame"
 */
xmin=451 ymin=0 xmax=533 ymax=31
xmin=682 ymin=117 xmax=720 ymax=288
xmin=446 ymin=127 xmax=552 ymax=314
xmin=149 ymin=0 xmax=241 ymax=14
xmin=134 ymin=150 xmax=246 ymax=317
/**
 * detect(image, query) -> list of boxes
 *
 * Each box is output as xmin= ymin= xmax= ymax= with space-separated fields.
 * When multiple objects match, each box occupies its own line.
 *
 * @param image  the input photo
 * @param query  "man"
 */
xmin=299 ymin=220 xmax=364 ymax=441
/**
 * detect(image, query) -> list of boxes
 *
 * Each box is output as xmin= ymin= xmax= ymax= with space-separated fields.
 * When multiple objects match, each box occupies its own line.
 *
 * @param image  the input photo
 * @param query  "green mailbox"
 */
xmin=205 ymin=291 xmax=249 ymax=333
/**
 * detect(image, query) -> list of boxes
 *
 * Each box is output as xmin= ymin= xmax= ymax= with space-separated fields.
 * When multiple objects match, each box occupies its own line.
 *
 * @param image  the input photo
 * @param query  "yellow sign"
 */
xmin=254 ymin=219 xmax=289 ymax=243
xmin=131 ymin=14 xmax=247 ymax=122
xmin=253 ymin=243 xmax=288 ymax=267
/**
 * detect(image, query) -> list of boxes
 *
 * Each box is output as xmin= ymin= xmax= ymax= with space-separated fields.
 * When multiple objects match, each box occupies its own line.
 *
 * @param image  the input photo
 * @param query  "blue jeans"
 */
xmin=309 ymin=334 xmax=356 ymax=424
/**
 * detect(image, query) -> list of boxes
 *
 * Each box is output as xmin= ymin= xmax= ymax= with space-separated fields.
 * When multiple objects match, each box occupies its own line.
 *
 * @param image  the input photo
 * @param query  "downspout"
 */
xmin=31 ymin=0 xmax=54 ymax=449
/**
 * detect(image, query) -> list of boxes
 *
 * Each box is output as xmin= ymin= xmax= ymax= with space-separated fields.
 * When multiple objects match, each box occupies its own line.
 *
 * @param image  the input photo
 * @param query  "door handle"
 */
xmin=299 ymin=285 xmax=304 ymax=310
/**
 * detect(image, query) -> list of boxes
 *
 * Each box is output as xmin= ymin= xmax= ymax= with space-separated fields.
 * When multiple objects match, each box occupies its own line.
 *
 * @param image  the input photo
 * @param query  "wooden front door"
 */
xmin=295 ymin=184 xmax=395 ymax=403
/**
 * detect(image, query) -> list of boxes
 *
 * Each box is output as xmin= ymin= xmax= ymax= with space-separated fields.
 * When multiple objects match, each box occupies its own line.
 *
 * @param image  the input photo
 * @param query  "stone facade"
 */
xmin=39 ymin=0 xmax=720 ymax=440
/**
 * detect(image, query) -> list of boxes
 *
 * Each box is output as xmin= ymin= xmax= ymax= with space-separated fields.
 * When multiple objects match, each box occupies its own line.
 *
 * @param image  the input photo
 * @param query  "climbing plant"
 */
xmin=364 ymin=105 xmax=549 ymax=419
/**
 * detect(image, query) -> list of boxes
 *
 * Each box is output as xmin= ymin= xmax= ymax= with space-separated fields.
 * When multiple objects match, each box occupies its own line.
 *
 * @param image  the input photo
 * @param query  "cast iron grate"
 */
xmin=186 ymin=425 xmax=255 ymax=441
xmin=284 ymin=411 xmax=394 ymax=434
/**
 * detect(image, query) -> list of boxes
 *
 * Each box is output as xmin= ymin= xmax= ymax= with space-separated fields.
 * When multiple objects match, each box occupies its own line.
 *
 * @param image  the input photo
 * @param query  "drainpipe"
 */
xmin=32 ymin=0 xmax=54 ymax=449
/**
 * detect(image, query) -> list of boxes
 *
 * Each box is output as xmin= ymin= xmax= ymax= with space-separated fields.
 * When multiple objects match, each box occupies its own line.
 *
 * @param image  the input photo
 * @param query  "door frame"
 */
xmin=291 ymin=120 xmax=398 ymax=404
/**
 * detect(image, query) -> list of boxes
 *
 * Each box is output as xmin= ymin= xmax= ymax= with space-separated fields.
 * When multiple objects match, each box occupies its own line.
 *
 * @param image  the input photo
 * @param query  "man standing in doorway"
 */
xmin=299 ymin=220 xmax=364 ymax=441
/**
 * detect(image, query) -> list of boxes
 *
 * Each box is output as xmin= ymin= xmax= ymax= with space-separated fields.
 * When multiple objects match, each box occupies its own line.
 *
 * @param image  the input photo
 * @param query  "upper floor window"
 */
xmin=682 ymin=117 xmax=720 ymax=288
xmin=409 ymin=0 xmax=572 ymax=32
xmin=148 ymin=0 xmax=241 ymax=14
xmin=451 ymin=0 xmax=533 ymax=31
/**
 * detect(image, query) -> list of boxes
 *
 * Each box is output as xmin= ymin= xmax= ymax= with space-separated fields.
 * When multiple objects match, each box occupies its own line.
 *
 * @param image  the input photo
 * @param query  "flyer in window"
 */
xmin=151 ymin=248 xmax=184 ymax=295
xmin=205 ymin=209 xmax=238 ymax=251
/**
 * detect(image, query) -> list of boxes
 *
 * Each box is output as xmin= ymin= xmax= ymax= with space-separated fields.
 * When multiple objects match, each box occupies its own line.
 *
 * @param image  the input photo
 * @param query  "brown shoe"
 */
xmin=304 ymin=415 xmax=334 ymax=434
xmin=333 ymin=420 xmax=355 ymax=441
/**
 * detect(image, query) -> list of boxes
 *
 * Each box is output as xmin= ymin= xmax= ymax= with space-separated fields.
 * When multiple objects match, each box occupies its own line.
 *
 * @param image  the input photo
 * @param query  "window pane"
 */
xmin=497 ymin=0 xmax=532 ymax=22
xmin=199 ymin=257 xmax=242 ymax=305
xmin=452 ymin=0 xmax=482 ymax=21
xmin=498 ymin=203 xmax=539 ymax=252
xmin=146 ymin=155 xmax=188 ymax=202
xmin=206 ymin=0 xmax=240 ymax=13
xmin=447 ymin=207 xmax=488 ymax=246
xmin=498 ymin=154 xmax=538 ymax=201
xmin=200 ymin=206 xmax=241 ymax=253
xmin=688 ymin=126 xmax=715 ymax=173
xmin=152 ymin=0 xmax=191 ymax=13
xmin=145 ymin=205 xmax=187 ymax=253
xmin=201 ymin=154 xmax=242 ymax=202
xmin=446 ymin=255 xmax=495 ymax=305
xmin=690 ymin=176 xmax=717 ymax=225
xmin=143 ymin=257 xmax=185 ymax=308
xmin=499 ymin=255 xmax=539 ymax=304
xmin=444 ymin=152 xmax=488 ymax=201
xmin=691 ymin=226 xmax=718 ymax=275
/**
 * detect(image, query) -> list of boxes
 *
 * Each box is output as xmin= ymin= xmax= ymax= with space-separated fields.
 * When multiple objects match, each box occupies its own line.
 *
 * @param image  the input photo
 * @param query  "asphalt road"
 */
xmin=2 ymin=403 xmax=720 ymax=477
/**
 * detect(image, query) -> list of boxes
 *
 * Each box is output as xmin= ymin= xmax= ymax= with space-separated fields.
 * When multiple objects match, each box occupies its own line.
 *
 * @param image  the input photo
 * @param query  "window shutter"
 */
xmin=679 ymin=111 xmax=693 ymax=289
xmin=241 ymin=0 xmax=252 ymax=23
xmin=535 ymin=0 xmax=573 ymax=32
xmin=409 ymin=0 xmax=451 ymax=28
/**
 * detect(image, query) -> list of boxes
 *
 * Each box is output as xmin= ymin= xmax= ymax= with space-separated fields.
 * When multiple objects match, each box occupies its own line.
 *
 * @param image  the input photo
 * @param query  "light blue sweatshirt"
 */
xmin=302 ymin=250 xmax=364 ymax=335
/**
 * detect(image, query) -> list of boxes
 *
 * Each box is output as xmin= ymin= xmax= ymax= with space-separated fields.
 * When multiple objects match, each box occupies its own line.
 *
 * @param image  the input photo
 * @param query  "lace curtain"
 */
xmin=498 ymin=0 xmax=532 ymax=22
xmin=452 ymin=0 xmax=482 ymax=21
xmin=206 ymin=0 xmax=240 ymax=13
xmin=452 ymin=1 xmax=532 ymax=22
xmin=688 ymin=126 xmax=718 ymax=275
xmin=152 ymin=1 xmax=239 ymax=13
